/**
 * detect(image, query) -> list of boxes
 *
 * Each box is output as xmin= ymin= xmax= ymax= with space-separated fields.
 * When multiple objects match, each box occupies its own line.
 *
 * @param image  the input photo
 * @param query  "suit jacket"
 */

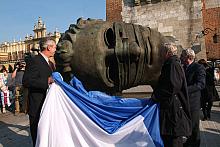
xmin=153 ymin=55 xmax=191 ymax=137
xmin=201 ymin=67 xmax=215 ymax=102
xmin=184 ymin=62 xmax=206 ymax=111
xmin=23 ymin=54 xmax=53 ymax=117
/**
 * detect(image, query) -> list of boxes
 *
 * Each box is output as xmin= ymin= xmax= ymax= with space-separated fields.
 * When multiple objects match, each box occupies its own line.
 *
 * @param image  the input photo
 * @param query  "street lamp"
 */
xmin=201 ymin=28 xmax=215 ymax=35
xmin=199 ymin=28 xmax=219 ymax=43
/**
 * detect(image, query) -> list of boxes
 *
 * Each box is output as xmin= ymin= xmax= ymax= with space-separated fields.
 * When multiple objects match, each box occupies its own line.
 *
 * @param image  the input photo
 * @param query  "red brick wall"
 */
xmin=106 ymin=0 xmax=122 ymax=22
xmin=202 ymin=7 xmax=220 ymax=60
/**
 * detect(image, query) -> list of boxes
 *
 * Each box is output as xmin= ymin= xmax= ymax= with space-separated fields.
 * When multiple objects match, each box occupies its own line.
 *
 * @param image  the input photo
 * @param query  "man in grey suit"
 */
xmin=23 ymin=37 xmax=56 ymax=146
xmin=181 ymin=48 xmax=206 ymax=147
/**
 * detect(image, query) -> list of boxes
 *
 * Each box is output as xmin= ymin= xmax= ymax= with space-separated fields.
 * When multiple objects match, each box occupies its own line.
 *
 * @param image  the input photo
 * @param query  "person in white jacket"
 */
xmin=0 ymin=69 xmax=11 ymax=113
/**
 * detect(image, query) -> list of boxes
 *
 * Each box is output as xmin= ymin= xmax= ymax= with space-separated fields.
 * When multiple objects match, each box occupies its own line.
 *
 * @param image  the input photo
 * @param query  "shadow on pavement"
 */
xmin=0 ymin=121 xmax=32 ymax=147
xmin=200 ymin=130 xmax=220 ymax=147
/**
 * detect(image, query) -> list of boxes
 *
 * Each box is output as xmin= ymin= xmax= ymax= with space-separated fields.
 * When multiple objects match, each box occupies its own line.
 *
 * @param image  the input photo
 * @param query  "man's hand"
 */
xmin=48 ymin=76 xmax=54 ymax=85
xmin=151 ymin=94 xmax=159 ymax=102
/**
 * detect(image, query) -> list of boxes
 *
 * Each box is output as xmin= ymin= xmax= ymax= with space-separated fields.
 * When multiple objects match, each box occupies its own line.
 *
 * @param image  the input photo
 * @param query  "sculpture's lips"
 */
xmin=107 ymin=23 xmax=150 ymax=91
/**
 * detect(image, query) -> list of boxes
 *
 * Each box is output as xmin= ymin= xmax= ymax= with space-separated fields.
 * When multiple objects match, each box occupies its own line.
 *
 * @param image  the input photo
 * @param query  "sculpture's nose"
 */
xmin=56 ymin=42 xmax=68 ymax=54
xmin=56 ymin=40 xmax=74 ymax=57
xmin=56 ymin=49 xmax=67 ymax=54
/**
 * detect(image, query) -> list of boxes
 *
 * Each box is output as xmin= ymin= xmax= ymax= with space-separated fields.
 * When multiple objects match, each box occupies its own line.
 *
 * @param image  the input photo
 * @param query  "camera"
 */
xmin=15 ymin=61 xmax=26 ymax=71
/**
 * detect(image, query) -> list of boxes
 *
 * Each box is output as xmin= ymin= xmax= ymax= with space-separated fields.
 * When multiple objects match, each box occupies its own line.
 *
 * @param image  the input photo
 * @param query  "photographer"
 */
xmin=12 ymin=62 xmax=25 ymax=80
xmin=12 ymin=61 xmax=26 ymax=113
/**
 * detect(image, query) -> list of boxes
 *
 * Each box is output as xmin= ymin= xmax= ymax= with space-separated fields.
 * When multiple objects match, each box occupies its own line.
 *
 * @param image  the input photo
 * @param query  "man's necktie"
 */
xmin=49 ymin=60 xmax=55 ymax=71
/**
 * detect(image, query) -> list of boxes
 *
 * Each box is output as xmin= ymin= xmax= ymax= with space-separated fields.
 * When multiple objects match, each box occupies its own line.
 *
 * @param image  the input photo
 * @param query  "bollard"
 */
xmin=15 ymin=86 xmax=20 ymax=113
xmin=2 ymin=106 xmax=6 ymax=113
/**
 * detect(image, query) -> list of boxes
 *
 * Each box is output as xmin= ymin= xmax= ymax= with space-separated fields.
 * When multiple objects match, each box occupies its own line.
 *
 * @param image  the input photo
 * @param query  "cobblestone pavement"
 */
xmin=0 ymin=101 xmax=220 ymax=147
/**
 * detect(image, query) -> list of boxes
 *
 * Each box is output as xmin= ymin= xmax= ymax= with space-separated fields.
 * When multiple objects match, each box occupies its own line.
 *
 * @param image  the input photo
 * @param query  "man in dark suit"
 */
xmin=152 ymin=43 xmax=191 ymax=147
xmin=181 ymin=48 xmax=206 ymax=147
xmin=22 ymin=37 xmax=56 ymax=146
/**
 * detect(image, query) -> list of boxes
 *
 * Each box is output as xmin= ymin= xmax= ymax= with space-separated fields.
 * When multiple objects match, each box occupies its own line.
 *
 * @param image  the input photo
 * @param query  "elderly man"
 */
xmin=152 ymin=43 xmax=191 ymax=147
xmin=181 ymin=48 xmax=206 ymax=147
xmin=23 ymin=37 xmax=56 ymax=146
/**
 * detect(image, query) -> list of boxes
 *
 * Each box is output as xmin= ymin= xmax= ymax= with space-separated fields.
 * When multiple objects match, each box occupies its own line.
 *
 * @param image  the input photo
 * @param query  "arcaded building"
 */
xmin=0 ymin=17 xmax=60 ymax=65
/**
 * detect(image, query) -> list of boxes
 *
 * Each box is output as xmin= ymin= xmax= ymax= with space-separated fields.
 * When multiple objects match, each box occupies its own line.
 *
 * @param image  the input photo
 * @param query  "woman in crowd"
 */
xmin=0 ymin=68 xmax=11 ymax=113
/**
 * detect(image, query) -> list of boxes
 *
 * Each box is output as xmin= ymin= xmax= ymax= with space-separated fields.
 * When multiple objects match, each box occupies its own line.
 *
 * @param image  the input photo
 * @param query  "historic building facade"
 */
xmin=106 ymin=0 xmax=220 ymax=61
xmin=0 ymin=17 xmax=60 ymax=65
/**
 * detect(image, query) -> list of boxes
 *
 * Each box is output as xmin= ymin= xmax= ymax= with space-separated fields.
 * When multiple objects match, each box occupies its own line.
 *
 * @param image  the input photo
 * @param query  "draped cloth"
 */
xmin=36 ymin=72 xmax=163 ymax=147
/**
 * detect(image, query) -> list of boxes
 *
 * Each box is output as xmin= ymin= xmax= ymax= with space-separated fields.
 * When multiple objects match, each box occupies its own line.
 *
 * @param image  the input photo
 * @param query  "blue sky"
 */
xmin=0 ymin=0 xmax=106 ymax=43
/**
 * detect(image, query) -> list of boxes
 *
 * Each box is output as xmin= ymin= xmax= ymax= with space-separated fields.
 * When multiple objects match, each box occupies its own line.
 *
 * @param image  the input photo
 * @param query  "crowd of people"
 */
xmin=0 ymin=37 xmax=219 ymax=147
xmin=0 ymin=61 xmax=26 ymax=113
xmin=152 ymin=44 xmax=219 ymax=147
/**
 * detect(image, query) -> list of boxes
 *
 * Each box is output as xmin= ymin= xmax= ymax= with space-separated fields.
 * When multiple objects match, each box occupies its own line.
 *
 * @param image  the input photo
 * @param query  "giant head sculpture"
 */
xmin=55 ymin=18 xmax=173 ymax=93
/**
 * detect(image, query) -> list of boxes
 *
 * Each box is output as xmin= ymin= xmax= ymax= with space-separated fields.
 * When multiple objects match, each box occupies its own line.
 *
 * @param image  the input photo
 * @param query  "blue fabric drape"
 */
xmin=52 ymin=72 xmax=163 ymax=147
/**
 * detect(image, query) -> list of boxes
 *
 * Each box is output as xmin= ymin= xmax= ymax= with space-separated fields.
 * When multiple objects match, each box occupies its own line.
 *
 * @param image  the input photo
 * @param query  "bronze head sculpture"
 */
xmin=55 ymin=18 xmax=174 ymax=93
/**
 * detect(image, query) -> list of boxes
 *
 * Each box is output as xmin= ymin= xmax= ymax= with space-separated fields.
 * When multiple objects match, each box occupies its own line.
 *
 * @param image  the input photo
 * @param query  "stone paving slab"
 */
xmin=0 ymin=113 xmax=32 ymax=147
xmin=0 ymin=102 xmax=220 ymax=147
xmin=200 ymin=101 xmax=220 ymax=147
